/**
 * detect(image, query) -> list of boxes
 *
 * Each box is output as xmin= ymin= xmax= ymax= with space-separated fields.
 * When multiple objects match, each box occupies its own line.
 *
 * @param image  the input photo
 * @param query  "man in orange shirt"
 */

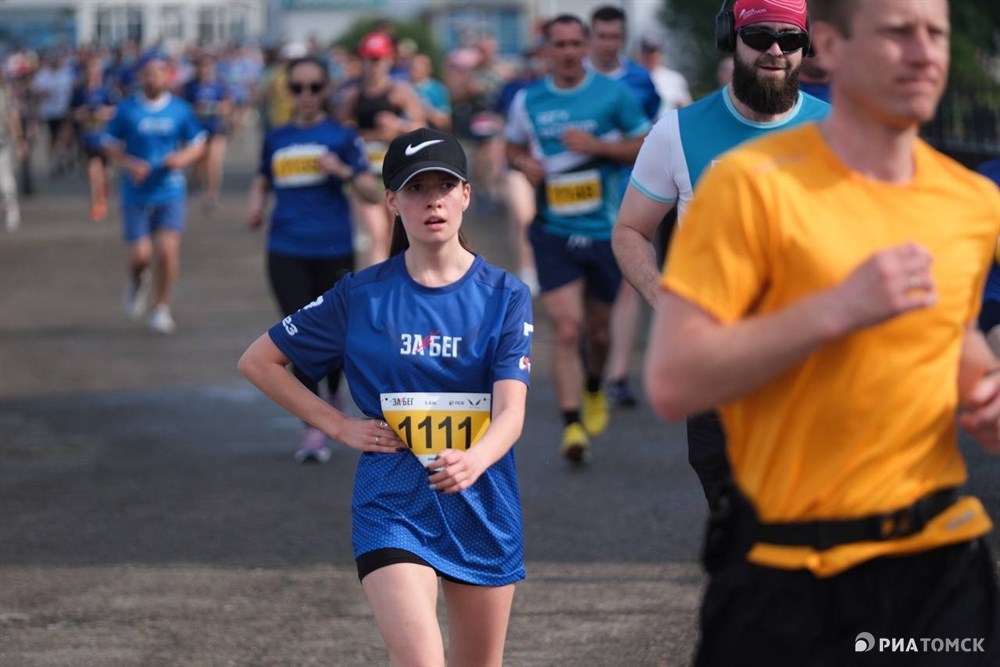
xmin=645 ymin=0 xmax=999 ymax=664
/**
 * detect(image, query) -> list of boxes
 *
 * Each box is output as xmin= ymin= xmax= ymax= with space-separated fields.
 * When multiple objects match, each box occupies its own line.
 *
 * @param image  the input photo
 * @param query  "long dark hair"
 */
xmin=388 ymin=210 xmax=475 ymax=257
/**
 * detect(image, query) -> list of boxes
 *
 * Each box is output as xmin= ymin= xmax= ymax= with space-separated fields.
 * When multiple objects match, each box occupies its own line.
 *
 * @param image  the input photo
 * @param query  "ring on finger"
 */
xmin=375 ymin=435 xmax=381 ymax=446
xmin=379 ymin=420 xmax=388 ymax=429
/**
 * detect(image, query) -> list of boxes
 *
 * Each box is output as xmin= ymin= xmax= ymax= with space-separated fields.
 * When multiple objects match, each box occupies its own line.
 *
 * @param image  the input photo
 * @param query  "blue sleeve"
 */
xmin=104 ymin=101 xmax=127 ymax=141
xmin=259 ymin=131 xmax=273 ymax=180
xmin=492 ymin=280 xmax=533 ymax=386
xmin=433 ymin=81 xmax=451 ymax=113
xmin=638 ymin=74 xmax=660 ymax=123
xmin=340 ymin=128 xmax=369 ymax=174
xmin=267 ymin=278 xmax=351 ymax=381
xmin=616 ymin=83 xmax=651 ymax=138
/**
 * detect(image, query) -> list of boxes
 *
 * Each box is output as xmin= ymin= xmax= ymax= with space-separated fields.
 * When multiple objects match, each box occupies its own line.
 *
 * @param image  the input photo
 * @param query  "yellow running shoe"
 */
xmin=560 ymin=422 xmax=590 ymax=464
xmin=582 ymin=390 xmax=609 ymax=436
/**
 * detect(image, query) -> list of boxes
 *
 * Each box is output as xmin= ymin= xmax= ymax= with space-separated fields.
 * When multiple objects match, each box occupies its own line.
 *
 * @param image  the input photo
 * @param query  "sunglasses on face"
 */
xmin=738 ymin=27 xmax=810 ymax=54
xmin=289 ymin=81 xmax=324 ymax=95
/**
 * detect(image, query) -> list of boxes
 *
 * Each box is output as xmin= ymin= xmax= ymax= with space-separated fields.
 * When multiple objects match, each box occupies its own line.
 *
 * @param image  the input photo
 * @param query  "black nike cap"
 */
xmin=382 ymin=128 xmax=469 ymax=191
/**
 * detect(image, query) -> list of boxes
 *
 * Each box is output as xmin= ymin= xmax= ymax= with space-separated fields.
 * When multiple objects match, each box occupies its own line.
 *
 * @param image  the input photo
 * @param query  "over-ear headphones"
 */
xmin=715 ymin=0 xmax=738 ymax=53
xmin=715 ymin=0 xmax=815 ymax=57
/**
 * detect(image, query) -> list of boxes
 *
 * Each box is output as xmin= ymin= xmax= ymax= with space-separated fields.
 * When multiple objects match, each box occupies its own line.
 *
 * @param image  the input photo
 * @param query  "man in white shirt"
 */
xmin=637 ymin=37 xmax=692 ymax=118
xmin=30 ymin=52 xmax=75 ymax=176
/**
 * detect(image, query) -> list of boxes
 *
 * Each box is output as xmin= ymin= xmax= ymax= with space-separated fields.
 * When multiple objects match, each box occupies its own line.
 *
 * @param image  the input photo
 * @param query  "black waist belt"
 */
xmin=754 ymin=487 xmax=959 ymax=551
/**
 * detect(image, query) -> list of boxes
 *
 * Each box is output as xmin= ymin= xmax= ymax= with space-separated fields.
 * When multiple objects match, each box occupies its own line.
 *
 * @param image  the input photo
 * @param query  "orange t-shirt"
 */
xmin=662 ymin=123 xmax=1000 ymax=577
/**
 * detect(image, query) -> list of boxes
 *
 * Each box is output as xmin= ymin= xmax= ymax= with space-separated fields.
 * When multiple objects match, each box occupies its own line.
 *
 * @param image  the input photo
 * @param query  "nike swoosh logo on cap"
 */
xmin=404 ymin=140 xmax=444 ymax=156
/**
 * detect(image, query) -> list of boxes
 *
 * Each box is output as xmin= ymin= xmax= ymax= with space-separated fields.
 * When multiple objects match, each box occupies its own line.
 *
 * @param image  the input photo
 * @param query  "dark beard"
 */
xmin=732 ymin=54 xmax=800 ymax=115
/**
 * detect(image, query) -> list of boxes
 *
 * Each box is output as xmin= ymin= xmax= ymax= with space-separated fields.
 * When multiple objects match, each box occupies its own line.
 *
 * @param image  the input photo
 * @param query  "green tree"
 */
xmin=334 ymin=17 xmax=445 ymax=78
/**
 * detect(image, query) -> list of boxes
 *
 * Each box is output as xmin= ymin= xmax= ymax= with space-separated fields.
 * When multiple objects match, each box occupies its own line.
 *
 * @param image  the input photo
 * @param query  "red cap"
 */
xmin=358 ymin=32 xmax=394 ymax=60
xmin=733 ymin=0 xmax=808 ymax=32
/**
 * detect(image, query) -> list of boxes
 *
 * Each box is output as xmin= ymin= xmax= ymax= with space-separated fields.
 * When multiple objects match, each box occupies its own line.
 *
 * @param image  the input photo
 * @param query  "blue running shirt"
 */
xmin=71 ymin=85 xmax=119 ymax=149
xmin=259 ymin=120 xmax=368 ymax=259
xmin=585 ymin=56 xmax=659 ymax=204
xmin=268 ymin=254 xmax=534 ymax=585
xmin=977 ymin=158 xmax=1000 ymax=304
xmin=630 ymin=87 xmax=830 ymax=219
xmin=182 ymin=80 xmax=228 ymax=135
xmin=506 ymin=71 xmax=650 ymax=240
xmin=105 ymin=93 xmax=206 ymax=205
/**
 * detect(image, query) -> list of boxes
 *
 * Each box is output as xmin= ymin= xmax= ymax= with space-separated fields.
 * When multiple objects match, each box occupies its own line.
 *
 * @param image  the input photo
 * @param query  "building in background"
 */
xmin=0 ymin=0 xmax=664 ymax=58
xmin=278 ymin=0 xmax=662 ymax=58
xmin=0 ymin=0 xmax=266 ymax=52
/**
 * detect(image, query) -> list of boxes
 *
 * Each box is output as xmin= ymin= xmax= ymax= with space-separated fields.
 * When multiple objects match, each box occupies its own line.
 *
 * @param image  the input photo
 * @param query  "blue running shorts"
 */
xmin=122 ymin=198 xmax=186 ymax=243
xmin=529 ymin=225 xmax=622 ymax=303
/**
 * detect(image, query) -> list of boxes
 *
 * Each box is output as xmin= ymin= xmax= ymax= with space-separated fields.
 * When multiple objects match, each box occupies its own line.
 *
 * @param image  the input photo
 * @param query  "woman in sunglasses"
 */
xmin=337 ymin=32 xmax=425 ymax=267
xmin=246 ymin=55 xmax=382 ymax=464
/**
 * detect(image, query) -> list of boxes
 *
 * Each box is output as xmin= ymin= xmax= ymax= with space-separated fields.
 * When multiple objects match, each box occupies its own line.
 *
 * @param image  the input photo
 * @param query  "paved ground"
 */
xmin=1 ymin=129 xmax=997 ymax=667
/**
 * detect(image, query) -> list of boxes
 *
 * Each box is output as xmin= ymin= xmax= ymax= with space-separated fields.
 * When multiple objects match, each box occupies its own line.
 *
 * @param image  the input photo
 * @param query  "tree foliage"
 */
xmin=334 ymin=17 xmax=444 ymax=77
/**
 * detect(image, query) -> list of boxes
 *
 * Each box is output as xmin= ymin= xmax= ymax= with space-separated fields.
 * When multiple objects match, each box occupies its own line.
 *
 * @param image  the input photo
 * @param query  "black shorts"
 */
xmin=695 ymin=538 xmax=1000 ymax=667
xmin=356 ymin=548 xmax=479 ymax=586
xmin=686 ymin=410 xmax=731 ymax=508
xmin=978 ymin=299 xmax=1000 ymax=334
xmin=84 ymin=144 xmax=107 ymax=163
xmin=46 ymin=117 xmax=66 ymax=137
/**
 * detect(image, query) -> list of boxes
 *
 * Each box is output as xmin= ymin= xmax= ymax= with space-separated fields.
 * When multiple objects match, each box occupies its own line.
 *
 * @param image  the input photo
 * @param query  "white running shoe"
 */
xmin=294 ymin=427 xmax=332 ymax=464
xmin=4 ymin=209 xmax=20 ymax=232
xmin=147 ymin=304 xmax=177 ymax=335
xmin=124 ymin=271 xmax=152 ymax=320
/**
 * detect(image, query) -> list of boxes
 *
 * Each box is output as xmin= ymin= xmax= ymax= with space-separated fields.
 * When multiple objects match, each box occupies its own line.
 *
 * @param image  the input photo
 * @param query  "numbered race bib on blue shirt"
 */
xmin=381 ymin=392 xmax=491 ymax=464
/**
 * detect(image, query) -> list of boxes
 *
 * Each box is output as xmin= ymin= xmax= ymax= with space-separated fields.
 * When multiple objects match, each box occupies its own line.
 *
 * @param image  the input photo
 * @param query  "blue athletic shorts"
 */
xmin=529 ymin=225 xmax=622 ymax=303
xmin=122 ymin=199 xmax=186 ymax=243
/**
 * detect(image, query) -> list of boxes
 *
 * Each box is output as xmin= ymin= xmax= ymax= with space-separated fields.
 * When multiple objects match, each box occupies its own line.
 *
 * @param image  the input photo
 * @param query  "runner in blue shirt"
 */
xmin=506 ymin=14 xmax=650 ymax=464
xmin=246 ymin=56 xmax=382 ymax=464
xmin=585 ymin=5 xmax=660 ymax=410
xmin=240 ymin=128 xmax=532 ymax=666
xmin=182 ymin=54 xmax=232 ymax=213
xmin=71 ymin=55 xmax=119 ymax=223
xmin=612 ymin=0 xmax=830 ymax=507
xmin=977 ymin=157 xmax=1000 ymax=356
xmin=103 ymin=51 xmax=206 ymax=335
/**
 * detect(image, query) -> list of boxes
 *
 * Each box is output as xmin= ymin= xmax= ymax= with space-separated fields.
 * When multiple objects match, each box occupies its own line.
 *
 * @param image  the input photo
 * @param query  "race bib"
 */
xmin=82 ymin=114 xmax=105 ymax=132
xmin=546 ymin=168 xmax=602 ymax=216
xmin=366 ymin=141 xmax=387 ymax=176
xmin=381 ymin=392 xmax=491 ymax=464
xmin=272 ymin=143 xmax=328 ymax=187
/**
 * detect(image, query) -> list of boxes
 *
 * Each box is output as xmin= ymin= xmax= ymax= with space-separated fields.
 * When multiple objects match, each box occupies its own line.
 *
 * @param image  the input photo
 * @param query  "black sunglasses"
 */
xmin=738 ymin=27 xmax=810 ymax=54
xmin=289 ymin=81 xmax=324 ymax=95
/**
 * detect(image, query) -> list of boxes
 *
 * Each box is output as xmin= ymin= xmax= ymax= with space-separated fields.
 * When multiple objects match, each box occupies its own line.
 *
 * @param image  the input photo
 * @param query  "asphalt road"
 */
xmin=1 ymin=128 xmax=997 ymax=667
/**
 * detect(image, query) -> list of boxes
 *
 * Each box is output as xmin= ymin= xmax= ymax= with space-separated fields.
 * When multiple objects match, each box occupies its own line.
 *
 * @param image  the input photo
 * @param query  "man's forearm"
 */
xmin=612 ymin=223 xmax=663 ymax=307
xmin=166 ymin=139 xmax=207 ymax=169
xmin=958 ymin=327 xmax=1000 ymax=405
xmin=645 ymin=288 xmax=850 ymax=419
xmin=352 ymin=172 xmax=383 ymax=204
xmin=592 ymin=136 xmax=643 ymax=164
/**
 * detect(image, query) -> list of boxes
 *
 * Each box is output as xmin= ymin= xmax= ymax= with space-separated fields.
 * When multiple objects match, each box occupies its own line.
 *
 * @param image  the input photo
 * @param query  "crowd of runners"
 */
xmin=1 ymin=0 xmax=998 ymax=664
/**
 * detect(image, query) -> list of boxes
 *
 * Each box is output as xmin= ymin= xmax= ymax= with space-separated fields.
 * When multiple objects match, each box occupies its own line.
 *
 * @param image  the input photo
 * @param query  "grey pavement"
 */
xmin=1 ymin=128 xmax=998 ymax=667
